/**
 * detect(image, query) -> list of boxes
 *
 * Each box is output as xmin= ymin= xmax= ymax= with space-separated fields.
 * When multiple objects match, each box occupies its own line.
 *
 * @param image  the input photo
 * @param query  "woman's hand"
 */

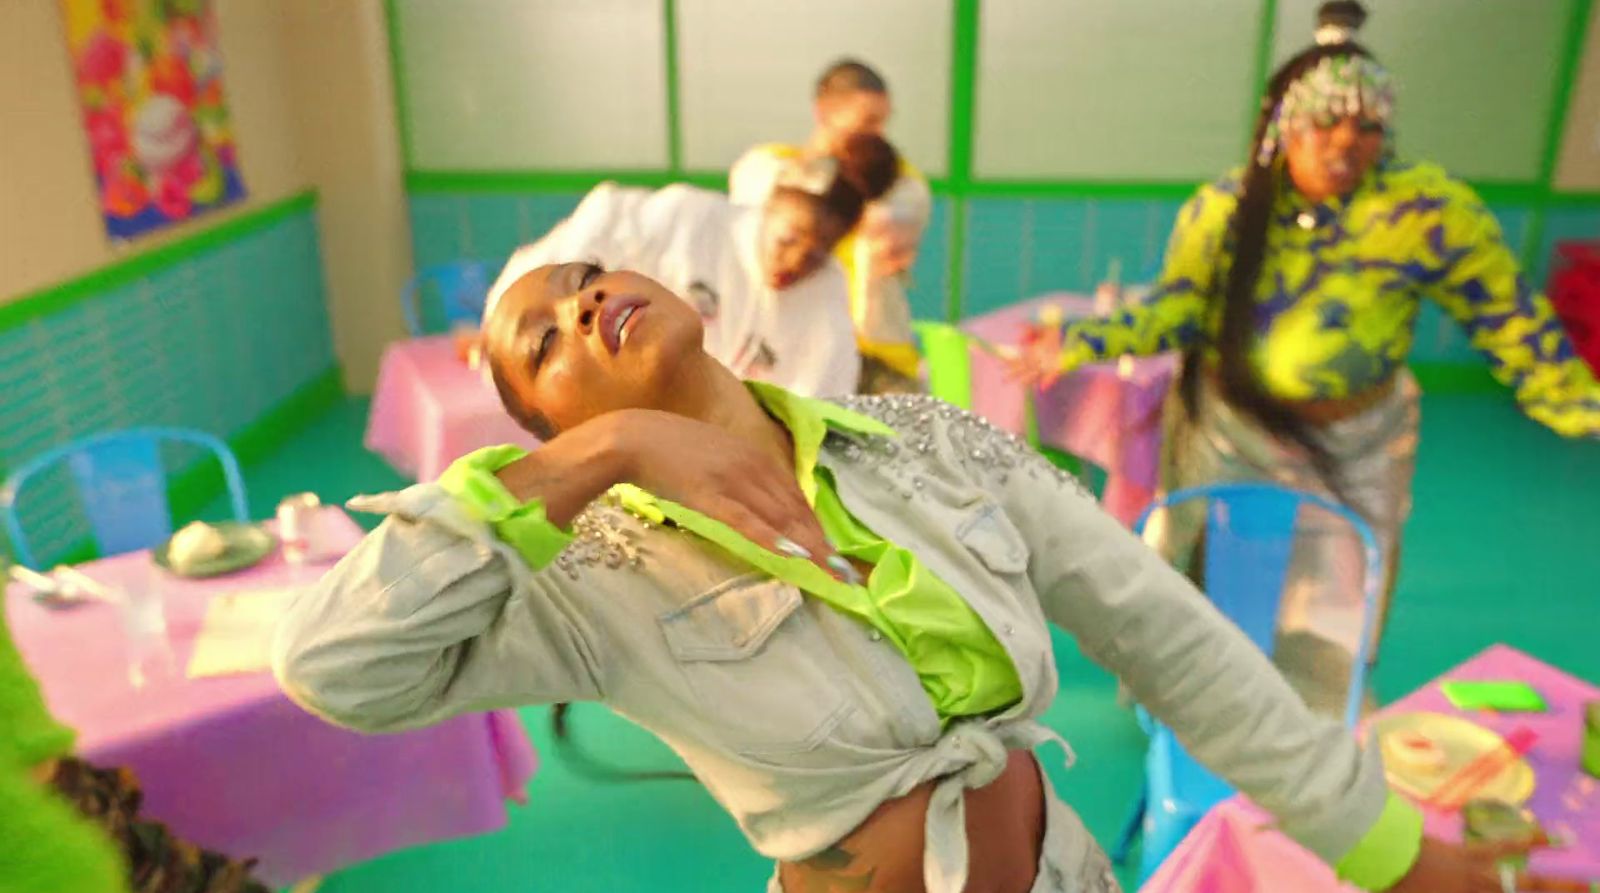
xmin=1005 ymin=322 xmax=1065 ymax=389
xmin=498 ymin=409 xmax=849 ymax=581
xmin=606 ymin=409 xmax=847 ymax=578
xmin=1386 ymin=835 xmax=1592 ymax=892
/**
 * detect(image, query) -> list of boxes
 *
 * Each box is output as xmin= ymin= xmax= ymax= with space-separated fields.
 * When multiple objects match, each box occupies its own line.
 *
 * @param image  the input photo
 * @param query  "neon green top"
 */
xmin=437 ymin=385 xmax=1422 ymax=888
xmin=1057 ymin=161 xmax=1600 ymax=438
xmin=439 ymin=383 xmax=1022 ymax=721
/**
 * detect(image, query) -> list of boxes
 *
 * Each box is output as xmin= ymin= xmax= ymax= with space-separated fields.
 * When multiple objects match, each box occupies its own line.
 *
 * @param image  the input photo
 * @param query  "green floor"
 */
xmin=237 ymin=392 xmax=1599 ymax=892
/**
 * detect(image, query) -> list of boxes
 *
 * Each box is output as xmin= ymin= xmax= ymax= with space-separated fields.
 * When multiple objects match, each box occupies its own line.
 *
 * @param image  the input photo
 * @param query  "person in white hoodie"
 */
xmin=729 ymin=60 xmax=933 ymax=394
xmin=484 ymin=135 xmax=899 ymax=399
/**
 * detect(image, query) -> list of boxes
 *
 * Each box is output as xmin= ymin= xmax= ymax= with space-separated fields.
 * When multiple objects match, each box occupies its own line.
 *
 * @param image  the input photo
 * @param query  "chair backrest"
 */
xmin=402 ymin=261 xmax=493 ymax=336
xmin=912 ymin=321 xmax=973 ymax=410
xmin=0 ymin=428 xmax=249 ymax=569
xmin=1134 ymin=482 xmax=1382 ymax=728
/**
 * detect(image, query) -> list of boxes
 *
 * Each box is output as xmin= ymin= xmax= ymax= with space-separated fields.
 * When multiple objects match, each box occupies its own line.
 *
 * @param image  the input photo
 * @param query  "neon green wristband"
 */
xmin=438 ymin=445 xmax=573 ymax=570
xmin=1334 ymin=793 xmax=1424 ymax=891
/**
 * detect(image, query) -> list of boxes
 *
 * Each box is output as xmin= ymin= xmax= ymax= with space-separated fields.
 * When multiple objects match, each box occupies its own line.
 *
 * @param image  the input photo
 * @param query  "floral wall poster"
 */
xmin=62 ymin=0 xmax=246 ymax=240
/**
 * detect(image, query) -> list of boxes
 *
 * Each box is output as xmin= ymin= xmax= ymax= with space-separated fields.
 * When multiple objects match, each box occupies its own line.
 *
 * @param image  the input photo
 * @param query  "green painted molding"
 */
xmin=407 ymin=169 xmax=724 ymax=194
xmin=228 ymin=365 xmax=346 ymax=469
xmin=0 ymin=190 xmax=318 ymax=333
xmin=662 ymin=0 xmax=684 ymax=172
xmin=1546 ymin=190 xmax=1600 ymax=207
xmin=948 ymin=0 xmax=979 ymax=188
xmin=957 ymin=179 xmax=1201 ymax=201
xmin=1409 ymin=361 xmax=1502 ymax=396
xmin=383 ymin=0 xmax=416 ymax=170
xmin=943 ymin=200 xmax=967 ymax=323
xmin=165 ymin=365 xmax=346 ymax=525
xmin=1250 ymin=0 xmax=1279 ymax=106
xmin=945 ymin=0 xmax=980 ymax=321
xmin=1539 ymin=0 xmax=1594 ymax=188
xmin=404 ymin=167 xmax=1600 ymax=209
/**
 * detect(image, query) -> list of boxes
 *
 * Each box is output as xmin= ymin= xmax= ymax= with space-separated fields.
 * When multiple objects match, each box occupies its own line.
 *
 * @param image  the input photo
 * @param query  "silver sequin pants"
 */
xmin=1141 ymin=371 xmax=1420 ymax=717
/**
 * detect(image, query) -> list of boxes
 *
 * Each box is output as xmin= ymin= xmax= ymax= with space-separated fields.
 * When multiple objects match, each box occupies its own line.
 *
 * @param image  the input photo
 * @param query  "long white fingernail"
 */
xmin=827 ymin=555 xmax=862 ymax=585
xmin=775 ymin=538 xmax=811 ymax=559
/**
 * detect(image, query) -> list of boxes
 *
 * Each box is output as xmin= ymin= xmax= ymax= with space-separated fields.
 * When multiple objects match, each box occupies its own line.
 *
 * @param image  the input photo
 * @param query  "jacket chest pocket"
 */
xmin=956 ymin=501 xmax=1030 ymax=575
xmin=658 ymin=576 xmax=851 ymax=758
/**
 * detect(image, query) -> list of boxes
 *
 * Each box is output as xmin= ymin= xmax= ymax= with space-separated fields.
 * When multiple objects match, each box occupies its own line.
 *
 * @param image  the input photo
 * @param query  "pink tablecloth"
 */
xmin=366 ymin=335 xmax=541 ymax=482
xmin=963 ymin=294 xmax=1178 ymax=526
xmin=8 ymin=508 xmax=538 ymax=887
xmin=1143 ymin=645 xmax=1600 ymax=891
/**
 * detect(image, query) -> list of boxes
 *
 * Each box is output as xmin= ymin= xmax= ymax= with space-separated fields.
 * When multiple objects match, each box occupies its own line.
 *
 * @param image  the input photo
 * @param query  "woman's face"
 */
xmin=485 ymin=263 xmax=704 ymax=434
xmin=758 ymin=194 xmax=845 ymax=290
xmin=1285 ymin=115 xmax=1385 ymax=202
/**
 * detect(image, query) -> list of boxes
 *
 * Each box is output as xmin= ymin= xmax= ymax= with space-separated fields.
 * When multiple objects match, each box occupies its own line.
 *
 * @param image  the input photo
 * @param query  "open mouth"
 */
xmin=599 ymin=298 xmax=646 ymax=355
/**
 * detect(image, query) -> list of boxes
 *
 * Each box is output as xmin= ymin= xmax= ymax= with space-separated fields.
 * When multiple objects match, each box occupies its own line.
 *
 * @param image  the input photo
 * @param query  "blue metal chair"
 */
xmin=401 ymin=261 xmax=493 ymax=336
xmin=1112 ymin=482 xmax=1383 ymax=882
xmin=0 ymin=428 xmax=249 ymax=568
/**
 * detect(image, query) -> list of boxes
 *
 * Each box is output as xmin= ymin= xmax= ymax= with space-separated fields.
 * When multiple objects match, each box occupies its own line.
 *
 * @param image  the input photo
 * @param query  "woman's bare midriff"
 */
xmin=777 ymin=749 xmax=1045 ymax=893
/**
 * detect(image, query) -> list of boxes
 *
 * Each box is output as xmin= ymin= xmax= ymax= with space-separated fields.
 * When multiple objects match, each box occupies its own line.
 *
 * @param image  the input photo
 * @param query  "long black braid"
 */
xmin=1180 ymin=10 xmax=1379 ymax=499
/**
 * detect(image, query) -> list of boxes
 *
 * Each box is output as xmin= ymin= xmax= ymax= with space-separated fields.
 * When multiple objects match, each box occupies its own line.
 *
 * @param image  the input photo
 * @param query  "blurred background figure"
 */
xmin=730 ymin=59 xmax=934 ymax=395
xmin=483 ymin=134 xmax=899 ymax=399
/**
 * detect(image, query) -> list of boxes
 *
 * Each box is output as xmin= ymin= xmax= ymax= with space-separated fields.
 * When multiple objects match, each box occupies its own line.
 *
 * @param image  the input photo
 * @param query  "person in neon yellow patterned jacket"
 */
xmin=1041 ymin=165 xmax=1600 ymax=437
xmin=1019 ymin=1 xmax=1598 ymax=717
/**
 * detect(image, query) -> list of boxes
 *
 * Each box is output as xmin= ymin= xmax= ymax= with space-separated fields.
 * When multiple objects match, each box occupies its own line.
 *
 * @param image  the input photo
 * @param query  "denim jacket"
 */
xmin=273 ymin=395 xmax=1413 ymax=892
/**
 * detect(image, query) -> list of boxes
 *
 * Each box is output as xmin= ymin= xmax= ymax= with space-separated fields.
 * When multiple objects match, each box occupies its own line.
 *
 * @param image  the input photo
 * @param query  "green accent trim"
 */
xmin=0 ymin=191 xmax=318 ymax=333
xmin=957 ymin=180 xmax=1202 ymax=200
xmin=948 ymin=0 xmax=979 ymax=187
xmin=1409 ymin=361 xmax=1502 ymax=395
xmin=1468 ymin=182 xmax=1558 ymax=205
xmin=227 ymin=365 xmax=346 ymax=468
xmin=162 ymin=367 xmax=346 ymax=552
xmin=406 ymin=169 xmax=725 ymax=194
xmin=945 ymin=198 xmax=967 ymax=322
xmin=382 ymin=0 xmax=415 ymax=170
xmin=944 ymin=0 xmax=980 ymax=321
xmin=1539 ymin=0 xmax=1594 ymax=187
xmin=1250 ymin=0 xmax=1279 ymax=102
xmin=1523 ymin=208 xmax=1548 ymax=274
xmin=1546 ymin=190 xmax=1600 ymax=207
xmin=662 ymin=0 xmax=683 ymax=172
xmin=403 ymin=169 xmax=1575 ymax=207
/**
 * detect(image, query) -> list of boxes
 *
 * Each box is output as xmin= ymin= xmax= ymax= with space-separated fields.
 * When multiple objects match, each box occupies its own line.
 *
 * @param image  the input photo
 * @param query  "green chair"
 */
xmin=912 ymin=320 xmax=1084 ymax=478
xmin=912 ymin=321 xmax=974 ymax=410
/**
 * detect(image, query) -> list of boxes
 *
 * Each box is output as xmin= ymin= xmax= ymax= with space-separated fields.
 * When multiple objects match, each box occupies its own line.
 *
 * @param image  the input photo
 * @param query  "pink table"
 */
xmin=8 ymin=509 xmax=538 ymax=887
xmin=964 ymin=294 xmax=1178 ymax=527
xmin=366 ymin=335 xmax=541 ymax=481
xmin=1143 ymin=645 xmax=1600 ymax=891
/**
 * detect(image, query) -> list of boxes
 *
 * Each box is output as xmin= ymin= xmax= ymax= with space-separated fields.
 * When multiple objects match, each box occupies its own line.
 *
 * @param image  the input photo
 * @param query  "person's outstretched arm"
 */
xmin=1423 ymin=179 xmax=1600 ymax=438
xmin=931 ymin=401 xmax=1574 ymax=891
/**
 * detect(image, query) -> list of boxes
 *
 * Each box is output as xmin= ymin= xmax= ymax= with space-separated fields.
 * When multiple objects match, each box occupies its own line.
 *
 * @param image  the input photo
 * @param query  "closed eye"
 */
xmin=530 ymin=326 xmax=556 ymax=372
xmin=578 ymin=261 xmax=603 ymax=290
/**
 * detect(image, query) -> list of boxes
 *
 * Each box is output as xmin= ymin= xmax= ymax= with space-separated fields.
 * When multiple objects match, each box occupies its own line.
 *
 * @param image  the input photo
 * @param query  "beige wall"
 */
xmin=1556 ymin=8 xmax=1600 ymax=191
xmin=281 ymin=0 xmax=412 ymax=392
xmin=0 ymin=0 xmax=409 ymax=392
xmin=0 ymin=0 xmax=311 ymax=299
